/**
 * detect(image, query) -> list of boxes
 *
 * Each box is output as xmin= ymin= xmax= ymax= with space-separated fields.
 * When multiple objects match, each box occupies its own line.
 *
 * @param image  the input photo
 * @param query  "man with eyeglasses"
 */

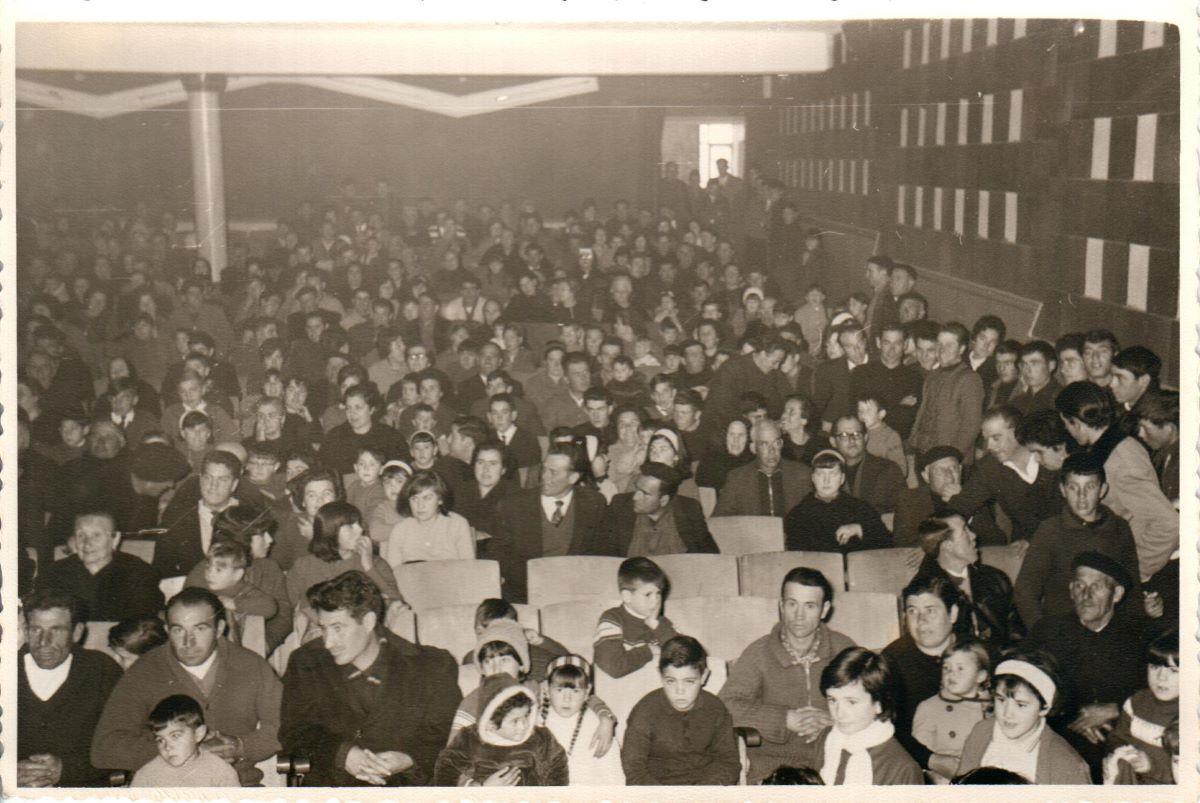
xmin=712 ymin=419 xmax=810 ymax=517
xmin=1025 ymin=551 xmax=1164 ymax=781
xmin=830 ymin=415 xmax=905 ymax=517
xmin=91 ymin=587 xmax=282 ymax=785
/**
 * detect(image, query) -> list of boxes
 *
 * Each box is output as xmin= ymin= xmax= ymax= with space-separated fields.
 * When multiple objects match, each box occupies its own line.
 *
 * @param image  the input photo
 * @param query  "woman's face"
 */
xmin=648 ymin=436 xmax=678 ymax=466
xmin=408 ymin=487 xmax=441 ymax=521
xmin=825 ymin=680 xmax=882 ymax=736
xmin=284 ymin=381 xmax=307 ymax=409
xmin=726 ymin=421 xmax=749 ymax=455
xmin=303 ymin=480 xmax=337 ymax=516
xmin=549 ymin=679 xmax=589 ymax=718
xmin=617 ymin=412 xmax=641 ymax=446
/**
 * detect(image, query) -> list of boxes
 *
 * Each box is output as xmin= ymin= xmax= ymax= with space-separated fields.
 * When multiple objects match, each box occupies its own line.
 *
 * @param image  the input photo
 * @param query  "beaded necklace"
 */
xmin=540 ymin=689 xmax=587 ymax=755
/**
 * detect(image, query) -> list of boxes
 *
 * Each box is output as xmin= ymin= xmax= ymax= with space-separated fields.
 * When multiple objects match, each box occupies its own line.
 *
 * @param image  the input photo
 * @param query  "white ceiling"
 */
xmin=16 ymin=22 xmax=838 ymax=75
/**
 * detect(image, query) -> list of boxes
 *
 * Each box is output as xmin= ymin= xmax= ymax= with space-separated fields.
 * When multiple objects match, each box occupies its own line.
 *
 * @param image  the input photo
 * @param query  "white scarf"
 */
xmin=820 ymin=719 xmax=894 ymax=785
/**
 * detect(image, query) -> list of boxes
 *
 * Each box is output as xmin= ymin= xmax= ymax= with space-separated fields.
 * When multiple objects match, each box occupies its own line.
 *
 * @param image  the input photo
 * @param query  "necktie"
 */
xmin=551 ymin=500 xmax=565 ymax=526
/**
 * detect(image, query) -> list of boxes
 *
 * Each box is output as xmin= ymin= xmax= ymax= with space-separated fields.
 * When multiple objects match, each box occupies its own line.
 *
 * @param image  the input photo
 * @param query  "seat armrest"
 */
xmin=734 ymin=726 xmax=763 ymax=748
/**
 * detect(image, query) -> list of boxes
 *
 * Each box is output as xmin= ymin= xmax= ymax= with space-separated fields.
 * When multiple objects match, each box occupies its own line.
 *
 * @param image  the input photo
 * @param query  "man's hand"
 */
xmin=372 ymin=751 xmax=413 ymax=776
xmin=353 ymin=535 xmax=374 ymax=572
xmin=344 ymin=746 xmax=392 ymax=785
xmin=17 ymin=755 xmax=63 ymax=788
xmin=1143 ymin=591 xmax=1164 ymax=619
xmin=834 ymin=524 xmax=864 ymax=545
xmin=590 ymin=712 xmax=617 ymax=757
xmin=785 ymin=707 xmax=832 ymax=741
xmin=901 ymin=395 xmax=918 ymax=407
xmin=927 ymin=753 xmax=959 ymax=780
xmin=1069 ymin=703 xmax=1120 ymax=744
xmin=201 ymin=731 xmax=240 ymax=763
xmin=483 ymin=766 xmax=521 ymax=786
xmin=937 ymin=480 xmax=962 ymax=502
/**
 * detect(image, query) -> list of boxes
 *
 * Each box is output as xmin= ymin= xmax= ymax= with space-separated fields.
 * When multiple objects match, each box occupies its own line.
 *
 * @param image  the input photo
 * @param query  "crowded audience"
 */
xmin=16 ymin=175 xmax=1179 ymax=788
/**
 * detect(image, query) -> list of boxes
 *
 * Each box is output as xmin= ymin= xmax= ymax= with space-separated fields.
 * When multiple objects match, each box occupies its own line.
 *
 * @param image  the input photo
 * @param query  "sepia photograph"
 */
xmin=3 ymin=4 xmax=1193 ymax=797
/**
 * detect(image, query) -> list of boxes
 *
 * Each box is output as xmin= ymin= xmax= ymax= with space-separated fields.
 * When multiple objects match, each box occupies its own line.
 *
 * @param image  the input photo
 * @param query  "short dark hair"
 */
xmin=201 ymin=449 xmax=242 ymax=479
xmin=761 ymin=765 xmax=825 ymax=785
xmin=939 ymin=321 xmax=971 ymax=350
xmin=306 ymin=570 xmax=384 ymax=624
xmin=1147 ymin=628 xmax=1179 ymax=667
xmin=1055 ymin=332 xmax=1085 ymax=358
xmin=474 ymin=598 xmax=517 ymax=629
xmin=1113 ymin=345 xmax=1162 ymax=382
xmin=1054 ymin=381 xmax=1116 ymax=429
xmin=780 ymin=567 xmax=834 ymax=606
xmin=1059 ymin=451 xmax=1107 ymax=485
xmin=1018 ymin=340 xmax=1056 ymax=365
xmin=108 ymin=616 xmax=168 ymax=657
xmin=1083 ymin=328 xmax=1120 ymax=352
xmin=1137 ymin=388 xmax=1179 ymax=427
xmin=23 ymin=587 xmax=85 ymax=626
xmin=916 ymin=513 xmax=967 ymax=557
xmin=618 ymin=556 xmax=666 ymax=592
xmin=890 ymin=262 xmax=917 ymax=282
xmin=819 ymin=646 xmax=898 ymax=722
xmin=398 ymin=470 xmax=452 ymax=518
xmin=148 ymin=694 xmax=205 ymax=731
xmin=288 ymin=466 xmax=345 ymax=510
xmin=674 ymin=388 xmax=704 ymax=411
xmin=658 ymin=634 xmax=707 ymax=673
xmin=166 ymin=586 xmax=225 ymax=624
xmin=451 ymin=415 xmax=488 ymax=446
xmin=1016 ymin=409 xmax=1070 ymax=448
xmin=900 ymin=573 xmax=961 ymax=613
xmin=971 ymin=314 xmax=1006 ymax=341
xmin=637 ymin=461 xmax=682 ymax=497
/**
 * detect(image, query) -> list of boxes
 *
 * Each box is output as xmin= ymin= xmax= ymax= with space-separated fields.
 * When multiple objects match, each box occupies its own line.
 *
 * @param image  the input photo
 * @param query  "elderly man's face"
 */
xmin=753 ymin=423 xmax=784 ymax=472
xmin=1070 ymin=566 xmax=1123 ymax=628
xmin=923 ymin=457 xmax=962 ymax=497
xmin=631 ymin=473 xmax=667 ymax=515
xmin=27 ymin=607 xmax=80 ymax=670
xmin=88 ymin=422 xmax=125 ymax=459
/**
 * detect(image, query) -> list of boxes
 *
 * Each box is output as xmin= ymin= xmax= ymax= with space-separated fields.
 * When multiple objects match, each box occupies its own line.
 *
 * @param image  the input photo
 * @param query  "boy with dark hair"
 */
xmin=621 ymin=635 xmax=740 ymax=785
xmin=1016 ymin=408 xmax=1072 ymax=472
xmin=187 ymin=539 xmax=278 ymax=643
xmin=132 ymin=694 xmax=240 ymax=787
xmin=1014 ymin=453 xmax=1140 ymax=628
xmin=593 ymin=557 xmax=677 ymax=678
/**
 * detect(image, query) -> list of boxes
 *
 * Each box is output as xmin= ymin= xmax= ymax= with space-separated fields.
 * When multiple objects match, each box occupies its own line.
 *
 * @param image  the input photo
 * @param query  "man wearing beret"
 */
xmin=1023 ymin=551 xmax=1163 ymax=780
xmin=125 ymin=439 xmax=193 ymax=533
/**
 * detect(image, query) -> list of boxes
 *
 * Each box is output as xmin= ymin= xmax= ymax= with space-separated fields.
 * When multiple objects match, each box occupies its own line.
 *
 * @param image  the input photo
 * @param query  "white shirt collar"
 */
xmin=179 ymin=649 xmax=219 ymax=681
xmin=540 ymin=490 xmax=575 ymax=520
xmin=497 ymin=424 xmax=517 ymax=443
xmin=1003 ymin=451 xmax=1040 ymax=484
xmin=24 ymin=653 xmax=73 ymax=701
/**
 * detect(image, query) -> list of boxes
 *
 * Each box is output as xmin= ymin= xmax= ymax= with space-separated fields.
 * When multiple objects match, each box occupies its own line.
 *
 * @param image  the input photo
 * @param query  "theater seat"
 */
xmin=980 ymin=543 xmax=1025 ymax=584
xmin=538 ymin=597 xmax=617 ymax=661
xmin=84 ymin=621 xmax=118 ymax=659
xmin=664 ymin=596 xmax=777 ymax=663
xmin=706 ymin=516 xmax=784 ymax=557
xmin=241 ymin=614 xmax=268 ymax=657
xmin=416 ymin=602 xmax=538 ymax=664
xmin=594 ymin=656 xmax=728 ymax=740
xmin=698 ymin=486 xmax=717 ymax=518
xmin=119 ymin=539 xmax=155 ymax=564
xmin=737 ymin=551 xmax=847 ymax=597
xmin=158 ymin=575 xmax=186 ymax=600
xmin=654 ymin=553 xmax=739 ymax=599
xmin=458 ymin=662 xmax=482 ymax=697
xmin=845 ymin=548 xmax=919 ymax=595
xmin=385 ymin=602 xmax=416 ymax=642
xmin=526 ymin=555 xmax=624 ymax=607
xmin=395 ymin=559 xmax=501 ymax=611
xmin=827 ymin=591 xmax=901 ymax=651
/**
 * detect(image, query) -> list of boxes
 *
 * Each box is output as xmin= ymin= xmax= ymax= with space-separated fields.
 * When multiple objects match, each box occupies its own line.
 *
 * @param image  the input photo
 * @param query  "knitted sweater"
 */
xmin=957 ymin=718 xmax=1090 ymax=784
xmin=1105 ymin=688 xmax=1177 ymax=784
xmin=593 ymin=605 xmax=677 ymax=678
xmin=621 ymin=689 xmax=741 ymax=785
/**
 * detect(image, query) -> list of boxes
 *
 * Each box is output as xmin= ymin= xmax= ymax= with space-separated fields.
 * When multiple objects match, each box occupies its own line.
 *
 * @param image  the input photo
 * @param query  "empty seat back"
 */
xmin=706 ymin=516 xmax=784 ymax=557
xmin=395 ymin=559 xmax=501 ymax=611
xmin=655 ymin=553 xmax=739 ymax=599
xmin=385 ymin=603 xmax=417 ymax=642
xmin=664 ymin=596 xmax=778 ymax=662
xmin=120 ymin=539 xmax=155 ymax=564
xmin=416 ymin=602 xmax=538 ymax=664
xmin=159 ymin=575 xmax=186 ymax=600
xmin=737 ymin=551 xmax=847 ymax=597
xmin=538 ymin=597 xmax=618 ymax=661
xmin=698 ymin=486 xmax=717 ymax=518
xmin=827 ymin=591 xmax=901 ymax=650
xmin=980 ymin=544 xmax=1025 ymax=584
xmin=526 ymin=555 xmax=624 ymax=607
xmin=845 ymin=548 xmax=918 ymax=595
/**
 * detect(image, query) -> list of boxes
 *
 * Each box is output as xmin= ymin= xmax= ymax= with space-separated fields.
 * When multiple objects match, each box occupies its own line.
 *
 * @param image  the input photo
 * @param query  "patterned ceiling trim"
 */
xmin=16 ymin=75 xmax=600 ymax=119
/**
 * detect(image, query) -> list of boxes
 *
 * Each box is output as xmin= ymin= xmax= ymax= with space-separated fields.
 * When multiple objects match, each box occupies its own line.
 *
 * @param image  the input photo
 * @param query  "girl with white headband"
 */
xmin=957 ymin=651 xmax=1090 ymax=783
xmin=644 ymin=426 xmax=700 ymax=501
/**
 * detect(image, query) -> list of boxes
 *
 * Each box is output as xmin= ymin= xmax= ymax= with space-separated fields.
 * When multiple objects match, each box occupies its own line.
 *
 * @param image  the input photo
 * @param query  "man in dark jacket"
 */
xmin=489 ymin=444 xmax=608 ymax=603
xmin=280 ymin=571 xmax=461 ymax=786
xmin=912 ymin=513 xmax=1023 ymax=647
xmin=832 ymin=415 xmax=905 ymax=515
xmin=19 ymin=589 xmax=123 ymax=787
xmin=597 ymin=463 xmax=718 ymax=557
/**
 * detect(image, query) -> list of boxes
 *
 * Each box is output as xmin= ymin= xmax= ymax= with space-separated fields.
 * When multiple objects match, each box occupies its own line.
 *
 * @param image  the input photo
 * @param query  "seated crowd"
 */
xmin=16 ymin=181 xmax=1180 ymax=788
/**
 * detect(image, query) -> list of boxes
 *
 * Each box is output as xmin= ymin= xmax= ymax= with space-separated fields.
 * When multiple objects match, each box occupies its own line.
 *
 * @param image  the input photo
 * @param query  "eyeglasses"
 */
xmin=834 ymin=432 xmax=864 ymax=440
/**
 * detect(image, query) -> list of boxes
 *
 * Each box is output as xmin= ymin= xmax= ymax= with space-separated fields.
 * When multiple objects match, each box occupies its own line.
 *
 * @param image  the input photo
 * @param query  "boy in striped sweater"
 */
xmin=593 ymin=558 xmax=677 ymax=678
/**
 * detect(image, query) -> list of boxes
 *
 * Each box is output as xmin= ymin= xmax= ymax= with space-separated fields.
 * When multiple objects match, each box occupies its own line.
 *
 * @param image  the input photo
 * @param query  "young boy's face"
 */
xmin=413 ymin=410 xmax=436 ymax=432
xmin=494 ymin=701 xmax=533 ymax=742
xmin=250 ymin=532 xmax=273 ymax=559
xmin=480 ymin=650 xmax=522 ymax=679
xmin=182 ymin=424 xmax=212 ymax=452
xmin=612 ymin=361 xmax=633 ymax=382
xmin=204 ymin=557 xmax=245 ymax=592
xmin=411 ymin=440 xmax=436 ymax=467
xmin=1149 ymin=660 xmax=1180 ymax=702
xmin=154 ymin=721 xmax=206 ymax=767
xmin=664 ymin=353 xmax=683 ymax=373
xmin=245 ymin=454 xmax=279 ymax=484
xmin=806 ymin=288 xmax=826 ymax=307
xmin=549 ymin=679 xmax=589 ymax=718
xmin=661 ymin=663 xmax=706 ymax=712
xmin=855 ymin=399 xmax=884 ymax=429
xmin=1060 ymin=472 xmax=1104 ymax=520
xmin=354 ymin=452 xmax=382 ymax=485
xmin=812 ymin=466 xmax=844 ymax=500
xmin=621 ymin=579 xmax=663 ymax=620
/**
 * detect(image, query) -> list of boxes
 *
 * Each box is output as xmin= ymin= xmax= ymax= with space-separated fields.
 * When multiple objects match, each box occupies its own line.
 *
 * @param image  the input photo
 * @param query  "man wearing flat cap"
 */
xmin=1024 ymin=551 xmax=1163 ymax=780
xmin=892 ymin=446 xmax=1004 ymax=548
xmin=125 ymin=439 xmax=192 ymax=532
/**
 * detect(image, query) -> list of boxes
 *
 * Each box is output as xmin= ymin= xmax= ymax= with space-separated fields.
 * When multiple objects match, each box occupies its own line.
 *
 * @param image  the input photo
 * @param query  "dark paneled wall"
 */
xmin=17 ymin=75 xmax=762 ymax=220
xmin=748 ymin=19 xmax=1179 ymax=384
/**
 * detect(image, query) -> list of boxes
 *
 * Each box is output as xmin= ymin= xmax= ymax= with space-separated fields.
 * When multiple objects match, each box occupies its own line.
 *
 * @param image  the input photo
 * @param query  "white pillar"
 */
xmin=184 ymin=74 xmax=228 ymax=281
